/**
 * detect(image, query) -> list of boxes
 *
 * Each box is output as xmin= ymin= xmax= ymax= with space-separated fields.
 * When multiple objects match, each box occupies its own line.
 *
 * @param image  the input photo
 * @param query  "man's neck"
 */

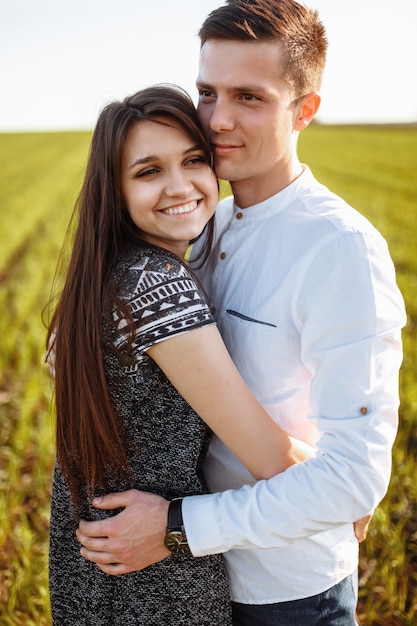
xmin=231 ymin=161 xmax=304 ymax=209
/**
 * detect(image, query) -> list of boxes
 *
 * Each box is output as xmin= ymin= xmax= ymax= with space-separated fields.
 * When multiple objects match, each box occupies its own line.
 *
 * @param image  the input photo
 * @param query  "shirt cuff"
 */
xmin=182 ymin=493 xmax=226 ymax=556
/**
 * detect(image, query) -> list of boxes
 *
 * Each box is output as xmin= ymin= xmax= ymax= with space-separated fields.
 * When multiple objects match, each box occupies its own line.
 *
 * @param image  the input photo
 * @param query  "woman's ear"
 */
xmin=294 ymin=93 xmax=321 ymax=130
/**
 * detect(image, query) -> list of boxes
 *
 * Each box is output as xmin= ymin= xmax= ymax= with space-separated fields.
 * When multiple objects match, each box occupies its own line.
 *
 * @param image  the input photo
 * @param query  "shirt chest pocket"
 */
xmin=225 ymin=308 xmax=278 ymax=329
xmin=216 ymin=306 xmax=291 ymax=386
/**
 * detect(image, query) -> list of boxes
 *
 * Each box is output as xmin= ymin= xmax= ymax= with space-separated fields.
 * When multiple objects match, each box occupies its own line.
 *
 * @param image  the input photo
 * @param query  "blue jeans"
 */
xmin=231 ymin=572 xmax=359 ymax=626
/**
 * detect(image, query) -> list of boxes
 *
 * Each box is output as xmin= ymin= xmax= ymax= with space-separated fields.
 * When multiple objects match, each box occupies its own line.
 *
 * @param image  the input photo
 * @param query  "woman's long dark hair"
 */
xmin=47 ymin=85 xmax=215 ymax=509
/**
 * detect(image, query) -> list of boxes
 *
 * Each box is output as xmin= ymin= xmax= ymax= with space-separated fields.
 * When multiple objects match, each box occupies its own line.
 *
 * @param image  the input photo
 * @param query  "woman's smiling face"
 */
xmin=121 ymin=117 xmax=218 ymax=258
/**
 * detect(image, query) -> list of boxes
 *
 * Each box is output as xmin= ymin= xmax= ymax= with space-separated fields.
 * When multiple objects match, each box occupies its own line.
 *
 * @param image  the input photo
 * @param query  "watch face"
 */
xmin=164 ymin=530 xmax=190 ymax=554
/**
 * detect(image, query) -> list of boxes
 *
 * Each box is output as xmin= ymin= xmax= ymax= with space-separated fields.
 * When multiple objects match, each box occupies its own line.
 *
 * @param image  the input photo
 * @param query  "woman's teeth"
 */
xmin=162 ymin=200 xmax=198 ymax=215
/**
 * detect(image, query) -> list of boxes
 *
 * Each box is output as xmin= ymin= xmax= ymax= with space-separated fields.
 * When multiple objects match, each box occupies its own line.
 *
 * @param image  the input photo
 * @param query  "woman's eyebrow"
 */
xmin=127 ymin=145 xmax=202 ymax=171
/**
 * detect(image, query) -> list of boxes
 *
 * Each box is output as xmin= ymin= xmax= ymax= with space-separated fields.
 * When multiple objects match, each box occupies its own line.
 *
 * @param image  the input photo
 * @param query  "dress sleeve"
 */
xmin=112 ymin=251 xmax=215 ymax=356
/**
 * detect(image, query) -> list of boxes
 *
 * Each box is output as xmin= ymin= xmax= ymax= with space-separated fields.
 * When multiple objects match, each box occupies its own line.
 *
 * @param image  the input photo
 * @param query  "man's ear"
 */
xmin=294 ymin=93 xmax=321 ymax=130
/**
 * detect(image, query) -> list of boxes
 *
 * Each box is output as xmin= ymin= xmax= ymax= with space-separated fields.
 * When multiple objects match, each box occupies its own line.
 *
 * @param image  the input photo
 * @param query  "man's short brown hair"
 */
xmin=199 ymin=0 xmax=328 ymax=97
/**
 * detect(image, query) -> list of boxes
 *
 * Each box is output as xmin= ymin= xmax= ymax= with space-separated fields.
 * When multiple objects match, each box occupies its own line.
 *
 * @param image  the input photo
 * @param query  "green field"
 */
xmin=0 ymin=125 xmax=416 ymax=625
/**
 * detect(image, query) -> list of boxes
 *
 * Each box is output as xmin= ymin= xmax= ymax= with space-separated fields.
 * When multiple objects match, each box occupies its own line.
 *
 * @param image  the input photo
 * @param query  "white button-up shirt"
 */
xmin=184 ymin=166 xmax=406 ymax=603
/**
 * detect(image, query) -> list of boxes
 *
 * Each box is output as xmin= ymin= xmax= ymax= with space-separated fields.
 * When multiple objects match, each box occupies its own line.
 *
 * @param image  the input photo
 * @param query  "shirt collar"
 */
xmin=232 ymin=165 xmax=313 ymax=221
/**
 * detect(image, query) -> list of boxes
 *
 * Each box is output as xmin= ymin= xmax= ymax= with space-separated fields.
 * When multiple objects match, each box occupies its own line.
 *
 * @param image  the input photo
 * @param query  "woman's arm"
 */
xmin=147 ymin=324 xmax=314 ymax=480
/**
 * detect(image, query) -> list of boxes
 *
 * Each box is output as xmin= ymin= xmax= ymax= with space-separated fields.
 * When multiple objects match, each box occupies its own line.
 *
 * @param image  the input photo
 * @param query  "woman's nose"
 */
xmin=165 ymin=168 xmax=194 ymax=197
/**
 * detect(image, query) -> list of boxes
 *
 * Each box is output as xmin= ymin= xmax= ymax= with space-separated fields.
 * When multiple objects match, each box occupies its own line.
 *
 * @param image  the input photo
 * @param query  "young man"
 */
xmin=77 ymin=1 xmax=406 ymax=623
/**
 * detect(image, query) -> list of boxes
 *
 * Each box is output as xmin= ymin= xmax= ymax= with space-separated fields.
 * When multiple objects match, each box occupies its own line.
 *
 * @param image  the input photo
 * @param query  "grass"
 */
xmin=0 ymin=125 xmax=416 ymax=625
xmin=0 ymin=131 xmax=90 ymax=626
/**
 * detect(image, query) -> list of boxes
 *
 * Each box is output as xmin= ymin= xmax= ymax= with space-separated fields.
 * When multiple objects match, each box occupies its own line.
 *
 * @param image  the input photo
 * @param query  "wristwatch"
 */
xmin=164 ymin=498 xmax=191 ymax=555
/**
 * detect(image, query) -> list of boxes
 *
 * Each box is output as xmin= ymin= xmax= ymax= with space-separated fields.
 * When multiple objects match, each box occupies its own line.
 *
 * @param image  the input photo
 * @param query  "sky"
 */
xmin=1 ymin=0 xmax=416 ymax=131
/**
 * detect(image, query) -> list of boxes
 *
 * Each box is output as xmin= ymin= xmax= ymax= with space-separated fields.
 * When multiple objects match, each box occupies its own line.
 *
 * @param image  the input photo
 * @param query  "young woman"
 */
xmin=47 ymin=84 xmax=311 ymax=625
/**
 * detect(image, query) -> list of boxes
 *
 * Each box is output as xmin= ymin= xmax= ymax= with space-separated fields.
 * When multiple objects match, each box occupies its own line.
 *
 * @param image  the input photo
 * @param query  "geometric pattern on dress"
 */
xmin=112 ymin=252 xmax=213 ymax=361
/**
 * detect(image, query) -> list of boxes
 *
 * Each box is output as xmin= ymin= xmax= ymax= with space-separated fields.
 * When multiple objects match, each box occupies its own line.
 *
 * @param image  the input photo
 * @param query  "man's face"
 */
xmin=196 ymin=39 xmax=299 ymax=207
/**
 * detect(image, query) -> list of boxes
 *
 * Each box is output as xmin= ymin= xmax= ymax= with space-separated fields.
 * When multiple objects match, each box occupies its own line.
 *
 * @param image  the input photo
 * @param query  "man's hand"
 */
xmin=76 ymin=490 xmax=171 ymax=575
xmin=354 ymin=513 xmax=373 ymax=543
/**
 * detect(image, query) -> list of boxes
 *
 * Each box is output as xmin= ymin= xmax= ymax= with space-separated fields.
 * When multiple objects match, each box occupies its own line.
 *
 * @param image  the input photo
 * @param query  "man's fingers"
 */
xmin=79 ymin=542 xmax=128 ymax=576
xmin=76 ymin=529 xmax=108 ymax=551
xmin=91 ymin=490 xmax=135 ymax=510
xmin=80 ymin=546 xmax=116 ymax=565
xmin=76 ymin=489 xmax=170 ymax=573
xmin=78 ymin=518 xmax=110 ymax=538
xmin=97 ymin=562 xmax=127 ymax=576
xmin=353 ymin=513 xmax=372 ymax=543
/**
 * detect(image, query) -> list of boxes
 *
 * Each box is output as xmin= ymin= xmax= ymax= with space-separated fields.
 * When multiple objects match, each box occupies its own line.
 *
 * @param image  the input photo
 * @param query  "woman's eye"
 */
xmin=186 ymin=155 xmax=207 ymax=166
xmin=136 ymin=167 xmax=158 ymax=178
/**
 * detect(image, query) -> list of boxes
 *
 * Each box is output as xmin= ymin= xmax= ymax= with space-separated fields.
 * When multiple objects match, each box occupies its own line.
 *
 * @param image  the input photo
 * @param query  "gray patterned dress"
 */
xmin=49 ymin=244 xmax=232 ymax=625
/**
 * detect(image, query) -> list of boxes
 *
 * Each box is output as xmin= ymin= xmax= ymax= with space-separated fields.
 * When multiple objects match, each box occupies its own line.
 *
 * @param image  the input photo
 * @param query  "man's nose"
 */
xmin=209 ymin=99 xmax=235 ymax=133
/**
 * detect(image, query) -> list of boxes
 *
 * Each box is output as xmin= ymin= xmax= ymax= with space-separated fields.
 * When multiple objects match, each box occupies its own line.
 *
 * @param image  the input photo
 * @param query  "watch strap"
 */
xmin=167 ymin=498 xmax=184 ymax=530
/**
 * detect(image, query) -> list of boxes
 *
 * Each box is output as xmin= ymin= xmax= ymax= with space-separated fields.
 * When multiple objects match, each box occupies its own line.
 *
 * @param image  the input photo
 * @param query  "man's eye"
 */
xmin=199 ymin=89 xmax=215 ymax=100
xmin=241 ymin=94 xmax=258 ymax=101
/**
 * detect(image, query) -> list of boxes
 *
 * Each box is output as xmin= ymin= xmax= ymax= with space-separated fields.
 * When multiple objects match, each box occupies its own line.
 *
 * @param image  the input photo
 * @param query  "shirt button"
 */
xmin=236 ymin=212 xmax=243 ymax=220
xmin=220 ymin=252 xmax=226 ymax=260
xmin=210 ymin=306 xmax=216 ymax=315
xmin=359 ymin=406 xmax=368 ymax=415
